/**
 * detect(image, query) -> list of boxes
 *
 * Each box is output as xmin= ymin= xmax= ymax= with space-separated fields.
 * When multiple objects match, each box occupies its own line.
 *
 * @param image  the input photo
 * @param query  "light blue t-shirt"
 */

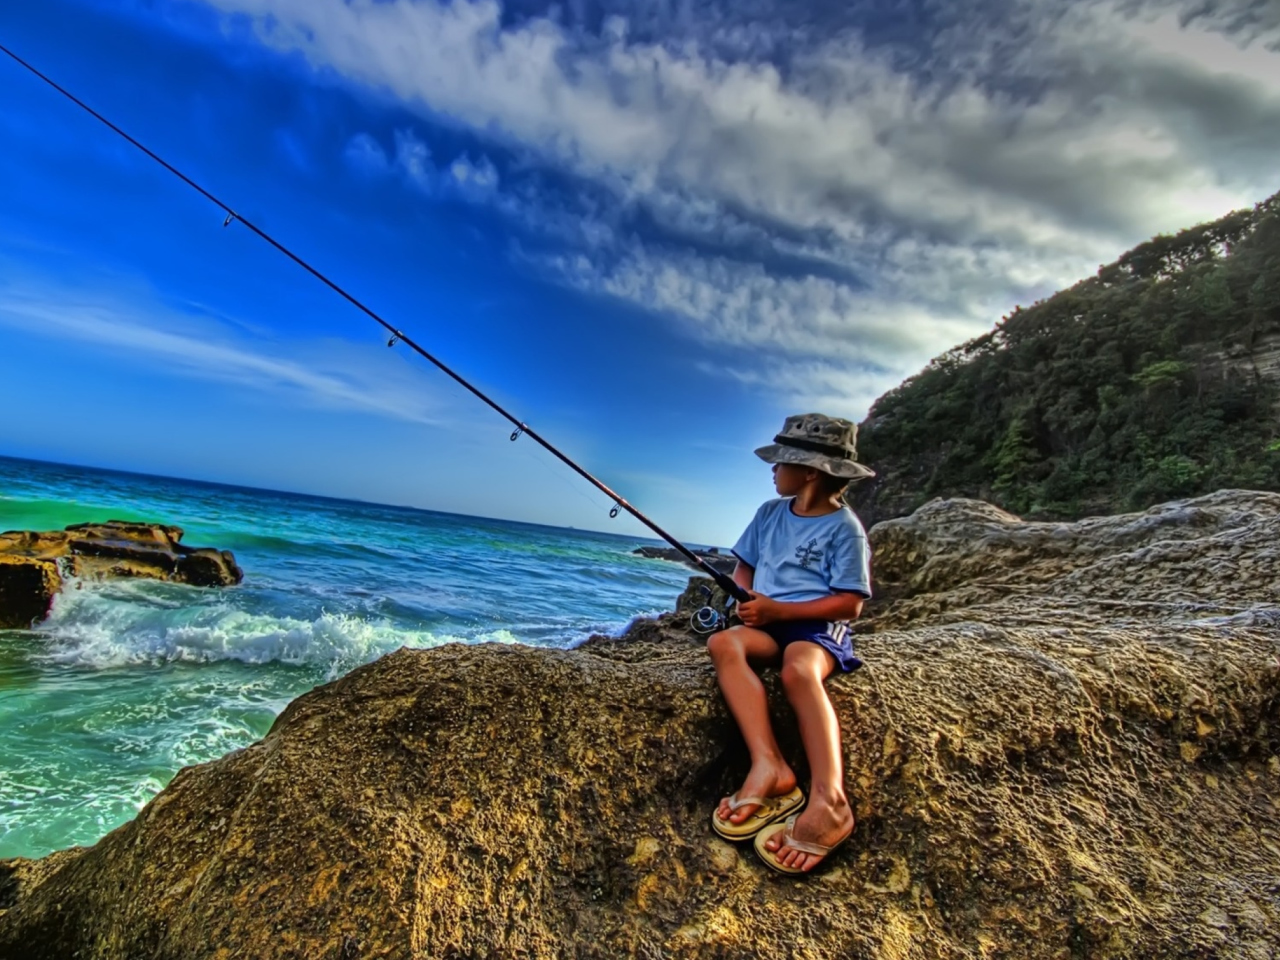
xmin=731 ymin=498 xmax=872 ymax=603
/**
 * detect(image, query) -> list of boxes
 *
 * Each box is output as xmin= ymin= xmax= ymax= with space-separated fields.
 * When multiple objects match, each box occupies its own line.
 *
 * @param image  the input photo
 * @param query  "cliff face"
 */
xmin=1 ymin=492 xmax=1278 ymax=959
xmin=1209 ymin=329 xmax=1280 ymax=400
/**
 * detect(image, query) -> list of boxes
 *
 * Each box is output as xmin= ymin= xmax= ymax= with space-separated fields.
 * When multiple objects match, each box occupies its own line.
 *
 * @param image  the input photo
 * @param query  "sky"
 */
xmin=1 ymin=0 xmax=1279 ymax=545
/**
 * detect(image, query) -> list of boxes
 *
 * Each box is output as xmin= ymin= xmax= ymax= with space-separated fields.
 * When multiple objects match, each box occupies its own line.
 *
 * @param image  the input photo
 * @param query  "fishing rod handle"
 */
xmin=710 ymin=571 xmax=753 ymax=605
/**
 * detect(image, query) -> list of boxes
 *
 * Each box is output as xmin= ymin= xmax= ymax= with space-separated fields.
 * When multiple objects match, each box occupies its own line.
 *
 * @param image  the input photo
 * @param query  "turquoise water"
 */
xmin=0 ymin=456 xmax=697 ymax=859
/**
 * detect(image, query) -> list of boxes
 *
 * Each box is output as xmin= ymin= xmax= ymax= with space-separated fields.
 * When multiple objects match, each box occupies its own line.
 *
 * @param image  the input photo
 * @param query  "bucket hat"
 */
xmin=754 ymin=413 xmax=875 ymax=480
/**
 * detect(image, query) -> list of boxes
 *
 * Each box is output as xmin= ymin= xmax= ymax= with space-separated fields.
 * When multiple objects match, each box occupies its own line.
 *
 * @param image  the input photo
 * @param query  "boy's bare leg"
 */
xmin=766 ymin=641 xmax=855 ymax=870
xmin=707 ymin=625 xmax=797 ymax=823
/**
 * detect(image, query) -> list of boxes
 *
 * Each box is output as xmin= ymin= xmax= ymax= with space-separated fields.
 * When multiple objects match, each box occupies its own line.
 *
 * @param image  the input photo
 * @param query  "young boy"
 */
xmin=708 ymin=413 xmax=873 ymax=874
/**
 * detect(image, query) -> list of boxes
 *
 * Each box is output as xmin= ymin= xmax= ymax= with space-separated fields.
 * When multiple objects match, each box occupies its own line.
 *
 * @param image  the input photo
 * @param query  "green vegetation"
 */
xmin=855 ymin=191 xmax=1280 ymax=522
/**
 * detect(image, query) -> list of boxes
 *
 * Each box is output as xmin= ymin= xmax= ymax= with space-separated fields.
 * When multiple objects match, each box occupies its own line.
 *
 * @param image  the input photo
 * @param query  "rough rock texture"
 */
xmin=1211 ymin=330 xmax=1280 ymax=408
xmin=0 ymin=521 xmax=243 ymax=628
xmin=2 ymin=493 xmax=1279 ymax=959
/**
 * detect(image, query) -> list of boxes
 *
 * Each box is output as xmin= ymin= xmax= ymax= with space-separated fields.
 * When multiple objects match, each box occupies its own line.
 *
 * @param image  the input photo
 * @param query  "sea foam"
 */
xmin=38 ymin=576 xmax=516 ymax=675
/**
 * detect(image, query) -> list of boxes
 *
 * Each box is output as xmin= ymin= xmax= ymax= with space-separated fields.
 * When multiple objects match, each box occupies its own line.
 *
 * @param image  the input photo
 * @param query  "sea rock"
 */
xmin=633 ymin=545 xmax=737 ymax=576
xmin=2 ymin=492 xmax=1279 ymax=959
xmin=0 ymin=556 xmax=61 ymax=632
xmin=0 ymin=521 xmax=243 ymax=628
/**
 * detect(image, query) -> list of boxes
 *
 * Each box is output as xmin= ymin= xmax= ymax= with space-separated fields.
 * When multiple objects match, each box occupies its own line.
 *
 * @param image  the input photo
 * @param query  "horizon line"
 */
xmin=0 ymin=452 xmax=727 ymax=548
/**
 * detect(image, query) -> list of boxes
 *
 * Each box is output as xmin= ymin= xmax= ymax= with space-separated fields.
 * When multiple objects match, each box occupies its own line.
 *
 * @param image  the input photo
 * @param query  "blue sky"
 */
xmin=1 ymin=0 xmax=1279 ymax=545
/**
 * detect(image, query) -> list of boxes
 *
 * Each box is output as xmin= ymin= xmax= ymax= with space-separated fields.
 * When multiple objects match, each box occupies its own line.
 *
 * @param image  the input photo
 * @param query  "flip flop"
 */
xmin=753 ymin=813 xmax=852 ymax=874
xmin=711 ymin=786 xmax=805 ymax=841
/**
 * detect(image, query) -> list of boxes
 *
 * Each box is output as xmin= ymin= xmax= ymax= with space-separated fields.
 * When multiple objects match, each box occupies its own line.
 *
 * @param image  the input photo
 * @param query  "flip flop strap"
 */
xmin=726 ymin=794 xmax=769 ymax=813
xmin=780 ymin=814 xmax=834 ymax=857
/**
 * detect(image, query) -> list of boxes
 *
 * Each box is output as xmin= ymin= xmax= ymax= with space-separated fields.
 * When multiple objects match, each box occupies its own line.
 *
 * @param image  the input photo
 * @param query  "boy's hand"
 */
xmin=737 ymin=591 xmax=781 ymax=627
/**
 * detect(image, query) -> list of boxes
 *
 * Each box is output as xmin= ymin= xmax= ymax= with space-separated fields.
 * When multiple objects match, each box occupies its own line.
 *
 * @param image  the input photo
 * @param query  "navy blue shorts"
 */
xmin=764 ymin=619 xmax=862 ymax=673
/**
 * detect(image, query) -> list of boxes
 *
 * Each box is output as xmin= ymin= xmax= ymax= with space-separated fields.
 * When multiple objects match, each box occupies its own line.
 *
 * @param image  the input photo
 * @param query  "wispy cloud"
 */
xmin=0 ymin=277 xmax=447 ymax=424
xmin=345 ymin=129 xmax=503 ymax=204
xmin=199 ymin=0 xmax=1280 ymax=414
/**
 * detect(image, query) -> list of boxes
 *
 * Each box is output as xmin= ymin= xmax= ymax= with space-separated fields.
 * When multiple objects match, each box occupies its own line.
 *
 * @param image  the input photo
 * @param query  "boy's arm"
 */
xmin=732 ymin=560 xmax=754 ymax=594
xmin=738 ymin=590 xmax=864 ymax=626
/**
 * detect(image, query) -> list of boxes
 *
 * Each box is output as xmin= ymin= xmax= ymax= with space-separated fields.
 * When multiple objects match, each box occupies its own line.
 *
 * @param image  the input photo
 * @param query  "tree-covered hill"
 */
xmin=849 ymin=191 xmax=1280 ymax=528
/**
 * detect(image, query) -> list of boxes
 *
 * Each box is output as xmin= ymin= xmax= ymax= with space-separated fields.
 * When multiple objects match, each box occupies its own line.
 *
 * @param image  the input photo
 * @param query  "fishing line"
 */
xmin=516 ymin=441 xmax=617 ymax=517
xmin=0 ymin=42 xmax=750 ymax=604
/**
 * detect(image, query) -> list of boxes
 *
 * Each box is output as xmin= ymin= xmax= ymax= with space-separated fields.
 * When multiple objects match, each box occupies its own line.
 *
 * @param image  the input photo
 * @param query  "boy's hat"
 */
xmin=754 ymin=413 xmax=875 ymax=480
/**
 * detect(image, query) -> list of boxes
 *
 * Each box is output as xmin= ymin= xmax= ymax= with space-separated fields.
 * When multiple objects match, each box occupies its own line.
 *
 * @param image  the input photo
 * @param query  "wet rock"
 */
xmin=1 ymin=492 xmax=1278 ymax=958
xmin=0 ymin=521 xmax=242 ymax=628
xmin=0 ymin=556 xmax=62 ymax=630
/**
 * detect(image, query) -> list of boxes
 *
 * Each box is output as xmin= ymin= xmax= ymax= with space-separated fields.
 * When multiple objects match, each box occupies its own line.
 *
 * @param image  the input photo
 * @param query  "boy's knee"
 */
xmin=780 ymin=660 xmax=821 ymax=693
xmin=706 ymin=628 xmax=742 ymax=664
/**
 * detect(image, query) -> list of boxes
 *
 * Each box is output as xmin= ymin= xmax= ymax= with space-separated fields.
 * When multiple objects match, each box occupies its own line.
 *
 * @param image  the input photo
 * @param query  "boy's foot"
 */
xmin=716 ymin=761 xmax=798 ymax=824
xmin=762 ymin=797 xmax=854 ymax=871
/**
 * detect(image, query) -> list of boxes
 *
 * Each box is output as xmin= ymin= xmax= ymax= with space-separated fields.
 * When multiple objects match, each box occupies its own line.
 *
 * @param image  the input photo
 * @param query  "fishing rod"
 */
xmin=0 ymin=42 xmax=752 ymax=609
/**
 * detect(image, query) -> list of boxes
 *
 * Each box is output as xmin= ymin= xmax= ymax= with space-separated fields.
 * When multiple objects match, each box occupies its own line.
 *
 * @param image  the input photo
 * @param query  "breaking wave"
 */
xmin=37 ymin=577 xmax=519 ymax=677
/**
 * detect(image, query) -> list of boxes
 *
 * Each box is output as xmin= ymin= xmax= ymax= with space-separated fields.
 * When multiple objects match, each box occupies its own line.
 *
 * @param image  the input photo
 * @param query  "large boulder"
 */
xmin=1 ymin=493 xmax=1278 ymax=959
xmin=868 ymin=489 xmax=1280 ymax=621
xmin=0 ymin=521 xmax=243 ymax=629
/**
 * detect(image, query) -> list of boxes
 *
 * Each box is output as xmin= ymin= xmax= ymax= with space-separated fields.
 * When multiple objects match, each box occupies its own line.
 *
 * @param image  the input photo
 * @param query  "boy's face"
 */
xmin=771 ymin=463 xmax=813 ymax=496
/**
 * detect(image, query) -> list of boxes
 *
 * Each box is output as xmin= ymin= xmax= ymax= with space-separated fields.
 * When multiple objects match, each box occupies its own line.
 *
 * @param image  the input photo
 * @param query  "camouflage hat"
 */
xmin=754 ymin=413 xmax=875 ymax=480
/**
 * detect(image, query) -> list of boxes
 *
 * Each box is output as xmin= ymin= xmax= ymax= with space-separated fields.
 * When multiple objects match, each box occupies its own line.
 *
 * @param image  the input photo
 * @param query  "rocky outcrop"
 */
xmin=0 ymin=521 xmax=242 ymax=629
xmin=633 ymin=545 xmax=737 ymax=575
xmin=868 ymin=489 xmax=1280 ymax=616
xmin=1 ymin=493 xmax=1279 ymax=959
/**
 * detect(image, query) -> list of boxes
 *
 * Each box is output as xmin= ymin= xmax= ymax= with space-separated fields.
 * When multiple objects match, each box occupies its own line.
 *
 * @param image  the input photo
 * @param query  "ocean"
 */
xmin=0 ymin=456 xmax=698 ymax=860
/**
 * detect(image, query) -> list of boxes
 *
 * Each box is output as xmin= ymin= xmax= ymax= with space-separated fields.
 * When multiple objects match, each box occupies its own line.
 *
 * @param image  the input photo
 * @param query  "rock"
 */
xmin=1206 ymin=329 xmax=1280 ymax=412
xmin=2 ymin=491 xmax=1279 ymax=958
xmin=867 ymin=489 xmax=1280 ymax=623
xmin=0 ymin=556 xmax=61 ymax=631
xmin=0 ymin=521 xmax=243 ymax=628
xmin=633 ymin=544 xmax=737 ymax=576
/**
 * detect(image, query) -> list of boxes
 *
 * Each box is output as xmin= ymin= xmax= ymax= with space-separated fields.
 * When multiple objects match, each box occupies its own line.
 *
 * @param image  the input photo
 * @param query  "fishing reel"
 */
xmin=691 ymin=604 xmax=727 ymax=635
xmin=690 ymin=584 xmax=735 ymax=635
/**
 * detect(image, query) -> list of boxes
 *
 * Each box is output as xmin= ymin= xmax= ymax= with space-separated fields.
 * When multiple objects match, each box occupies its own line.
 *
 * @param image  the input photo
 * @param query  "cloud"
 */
xmin=0 ymin=278 xmax=447 ymax=425
xmin=448 ymin=154 xmax=499 ymax=196
xmin=343 ymin=132 xmax=390 ymax=176
xmin=200 ymin=0 xmax=1280 ymax=414
xmin=695 ymin=360 xmax=894 ymax=423
xmin=529 ymin=237 xmax=987 ymax=412
xmin=347 ymin=129 xmax=504 ymax=204
xmin=204 ymin=0 xmax=1280 ymax=235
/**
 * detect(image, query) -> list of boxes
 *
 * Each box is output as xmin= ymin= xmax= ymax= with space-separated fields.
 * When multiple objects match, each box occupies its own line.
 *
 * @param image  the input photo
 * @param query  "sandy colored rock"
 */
xmin=0 ymin=521 xmax=243 ymax=628
xmin=1 ymin=492 xmax=1278 ymax=959
xmin=868 ymin=489 xmax=1280 ymax=622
